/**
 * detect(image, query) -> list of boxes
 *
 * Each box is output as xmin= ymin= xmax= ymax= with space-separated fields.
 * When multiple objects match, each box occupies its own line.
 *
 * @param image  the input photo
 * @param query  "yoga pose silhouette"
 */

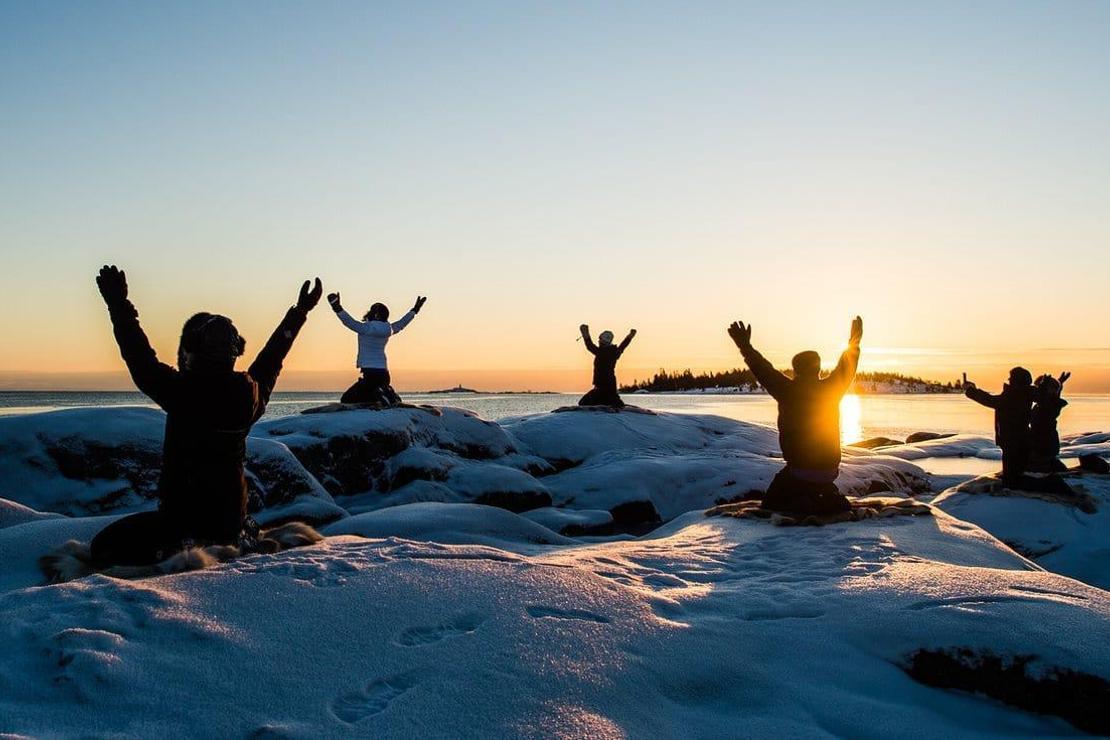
xmin=90 ymin=266 xmax=323 ymax=566
xmin=328 ymin=292 xmax=426 ymax=406
xmin=578 ymin=324 xmax=636 ymax=408
xmin=728 ymin=317 xmax=862 ymax=515
xmin=964 ymin=368 xmax=1035 ymax=486
xmin=1029 ymin=371 xmax=1071 ymax=474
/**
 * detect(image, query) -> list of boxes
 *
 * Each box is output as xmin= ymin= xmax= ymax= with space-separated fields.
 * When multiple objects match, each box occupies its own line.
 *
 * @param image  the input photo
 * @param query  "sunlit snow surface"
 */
xmin=0 ymin=405 xmax=1107 ymax=737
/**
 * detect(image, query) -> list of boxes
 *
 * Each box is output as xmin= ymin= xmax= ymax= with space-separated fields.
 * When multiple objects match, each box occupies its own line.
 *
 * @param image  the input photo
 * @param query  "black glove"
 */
xmin=327 ymin=292 xmax=342 ymax=312
xmin=727 ymin=321 xmax=752 ymax=351
xmin=849 ymin=316 xmax=863 ymax=347
xmin=297 ymin=278 xmax=323 ymax=312
xmin=96 ymin=265 xmax=128 ymax=305
xmin=412 ymin=296 xmax=427 ymax=314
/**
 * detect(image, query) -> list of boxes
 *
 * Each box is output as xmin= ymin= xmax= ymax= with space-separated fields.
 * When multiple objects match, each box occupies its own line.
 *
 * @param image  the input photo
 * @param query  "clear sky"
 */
xmin=2 ymin=1 xmax=1108 ymax=391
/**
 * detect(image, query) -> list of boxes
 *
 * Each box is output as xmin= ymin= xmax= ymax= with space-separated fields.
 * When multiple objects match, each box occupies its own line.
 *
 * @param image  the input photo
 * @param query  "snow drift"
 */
xmin=1 ymin=405 xmax=1108 ymax=737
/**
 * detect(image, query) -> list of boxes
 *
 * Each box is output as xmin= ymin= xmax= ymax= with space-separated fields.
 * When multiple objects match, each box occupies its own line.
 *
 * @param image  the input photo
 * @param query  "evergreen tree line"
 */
xmin=620 ymin=368 xmax=960 ymax=393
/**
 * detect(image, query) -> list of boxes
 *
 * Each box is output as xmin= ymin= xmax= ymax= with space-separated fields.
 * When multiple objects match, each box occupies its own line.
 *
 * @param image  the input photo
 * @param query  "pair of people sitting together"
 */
xmin=964 ymin=368 xmax=1071 ymax=487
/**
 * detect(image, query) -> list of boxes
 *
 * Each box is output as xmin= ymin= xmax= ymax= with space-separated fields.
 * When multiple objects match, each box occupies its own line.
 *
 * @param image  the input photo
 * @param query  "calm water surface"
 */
xmin=2 ymin=391 xmax=1107 ymax=444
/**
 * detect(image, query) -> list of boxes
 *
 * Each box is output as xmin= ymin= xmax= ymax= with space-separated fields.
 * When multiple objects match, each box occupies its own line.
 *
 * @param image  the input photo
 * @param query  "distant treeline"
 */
xmin=621 ymin=368 xmax=961 ymax=394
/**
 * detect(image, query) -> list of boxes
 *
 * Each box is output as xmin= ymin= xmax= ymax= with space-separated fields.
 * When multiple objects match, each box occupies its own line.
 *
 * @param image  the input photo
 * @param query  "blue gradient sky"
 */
xmin=2 ymin=1 xmax=1109 ymax=390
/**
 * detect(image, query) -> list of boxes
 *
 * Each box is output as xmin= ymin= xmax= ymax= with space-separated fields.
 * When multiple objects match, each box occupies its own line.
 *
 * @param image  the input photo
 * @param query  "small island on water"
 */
xmin=424 ymin=385 xmax=558 ymax=395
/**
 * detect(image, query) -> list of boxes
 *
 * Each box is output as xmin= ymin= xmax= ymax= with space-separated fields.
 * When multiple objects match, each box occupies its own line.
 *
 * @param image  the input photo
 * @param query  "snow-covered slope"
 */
xmin=1 ymin=503 xmax=1107 ymax=737
xmin=933 ymin=473 xmax=1110 ymax=590
xmin=1 ymin=405 xmax=1107 ymax=737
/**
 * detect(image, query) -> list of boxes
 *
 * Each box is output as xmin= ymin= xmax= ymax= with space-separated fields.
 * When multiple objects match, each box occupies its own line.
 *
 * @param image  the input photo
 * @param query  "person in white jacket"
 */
xmin=327 ymin=291 xmax=427 ymax=405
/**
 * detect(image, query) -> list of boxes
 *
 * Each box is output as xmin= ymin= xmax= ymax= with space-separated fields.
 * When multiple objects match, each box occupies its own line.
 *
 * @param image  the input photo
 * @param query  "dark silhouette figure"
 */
xmin=964 ymin=367 xmax=1035 ymax=486
xmin=578 ymin=325 xmax=636 ymax=408
xmin=728 ymin=317 xmax=862 ymax=515
xmin=328 ymin=292 xmax=426 ymax=405
xmin=1029 ymin=372 xmax=1071 ymax=474
xmin=90 ymin=265 xmax=323 ymax=566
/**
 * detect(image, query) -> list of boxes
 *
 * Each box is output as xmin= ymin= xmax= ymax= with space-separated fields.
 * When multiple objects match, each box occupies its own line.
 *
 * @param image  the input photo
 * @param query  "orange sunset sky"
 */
xmin=2 ymin=2 xmax=1108 ymax=392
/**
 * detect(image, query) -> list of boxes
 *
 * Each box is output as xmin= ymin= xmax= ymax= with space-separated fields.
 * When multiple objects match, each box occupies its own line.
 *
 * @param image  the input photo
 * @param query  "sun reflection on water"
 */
xmin=840 ymin=393 xmax=863 ymax=446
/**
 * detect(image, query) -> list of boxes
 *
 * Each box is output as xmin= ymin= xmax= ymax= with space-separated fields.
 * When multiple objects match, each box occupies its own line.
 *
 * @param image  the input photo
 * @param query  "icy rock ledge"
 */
xmin=0 ymin=405 xmax=936 ymax=533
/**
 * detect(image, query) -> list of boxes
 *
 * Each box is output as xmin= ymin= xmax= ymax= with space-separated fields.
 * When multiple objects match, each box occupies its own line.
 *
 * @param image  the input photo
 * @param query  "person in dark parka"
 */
xmin=578 ymin=324 xmax=636 ymax=408
xmin=728 ymin=316 xmax=863 ymax=515
xmin=89 ymin=265 xmax=323 ymax=566
xmin=964 ymin=367 xmax=1035 ymax=486
xmin=1028 ymin=371 xmax=1071 ymax=474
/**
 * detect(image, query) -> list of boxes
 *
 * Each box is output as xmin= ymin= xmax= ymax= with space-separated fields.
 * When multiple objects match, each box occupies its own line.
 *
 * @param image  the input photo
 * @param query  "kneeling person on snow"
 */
xmin=578 ymin=324 xmax=636 ymax=408
xmin=90 ymin=265 xmax=323 ymax=567
xmin=728 ymin=316 xmax=863 ymax=516
xmin=328 ymin=291 xmax=426 ymax=406
xmin=963 ymin=367 xmax=1035 ymax=486
xmin=1029 ymin=371 xmax=1070 ymax=474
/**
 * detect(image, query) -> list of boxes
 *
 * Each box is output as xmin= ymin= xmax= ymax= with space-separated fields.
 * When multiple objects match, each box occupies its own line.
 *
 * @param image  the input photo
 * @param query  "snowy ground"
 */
xmin=0 ymin=405 xmax=1107 ymax=737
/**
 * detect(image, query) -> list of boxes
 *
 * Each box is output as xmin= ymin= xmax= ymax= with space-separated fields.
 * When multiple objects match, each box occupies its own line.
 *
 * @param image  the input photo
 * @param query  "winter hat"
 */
xmin=792 ymin=351 xmax=821 ymax=378
xmin=1009 ymin=367 xmax=1033 ymax=387
xmin=178 ymin=313 xmax=245 ymax=371
xmin=599 ymin=330 xmax=615 ymax=345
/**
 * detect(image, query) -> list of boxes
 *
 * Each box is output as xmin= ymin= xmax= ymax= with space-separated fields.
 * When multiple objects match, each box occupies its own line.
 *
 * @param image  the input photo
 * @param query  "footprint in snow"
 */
xmin=525 ymin=605 xmax=611 ymax=624
xmin=395 ymin=613 xmax=486 ymax=647
xmin=331 ymin=673 xmax=419 ymax=724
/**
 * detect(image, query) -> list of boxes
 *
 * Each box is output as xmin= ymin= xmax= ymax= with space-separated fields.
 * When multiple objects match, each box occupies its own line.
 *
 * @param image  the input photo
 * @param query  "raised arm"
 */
xmin=728 ymin=321 xmax=789 ymax=398
xmin=963 ymin=382 xmax=1000 ymax=409
xmin=96 ymin=265 xmax=179 ymax=409
xmin=580 ymin=324 xmax=598 ymax=354
xmin=825 ymin=316 xmax=863 ymax=393
xmin=617 ymin=329 xmax=637 ymax=354
xmin=391 ymin=296 xmax=426 ymax=335
xmin=248 ymin=278 xmax=321 ymax=414
xmin=327 ymin=291 xmax=370 ymax=334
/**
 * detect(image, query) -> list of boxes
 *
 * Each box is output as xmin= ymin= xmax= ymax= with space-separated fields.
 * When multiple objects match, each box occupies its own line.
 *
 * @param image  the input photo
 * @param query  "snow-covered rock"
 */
xmin=0 ymin=498 xmax=63 ymax=530
xmin=877 ymin=433 xmax=1001 ymax=461
xmin=502 ymin=408 xmax=780 ymax=467
xmin=933 ymin=473 xmax=1110 ymax=590
xmin=253 ymin=407 xmax=551 ymax=514
xmin=323 ymin=502 xmax=573 ymax=549
xmin=521 ymin=507 xmax=614 ymax=535
xmin=0 ymin=407 xmax=339 ymax=522
xmin=510 ymin=411 xmax=930 ymax=526
xmin=0 ymin=406 xmax=936 ymax=533
xmin=1 ymin=505 xmax=1108 ymax=736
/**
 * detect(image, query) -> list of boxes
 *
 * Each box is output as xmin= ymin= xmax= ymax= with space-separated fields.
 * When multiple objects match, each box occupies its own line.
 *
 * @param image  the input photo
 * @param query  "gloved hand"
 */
xmin=628 ymin=329 xmax=637 ymax=338
xmin=327 ymin=292 xmax=342 ymax=312
xmin=412 ymin=296 xmax=427 ymax=314
xmin=727 ymin=321 xmax=752 ymax=350
xmin=96 ymin=265 xmax=128 ymax=305
xmin=849 ymin=316 xmax=863 ymax=346
xmin=297 ymin=278 xmax=323 ymax=312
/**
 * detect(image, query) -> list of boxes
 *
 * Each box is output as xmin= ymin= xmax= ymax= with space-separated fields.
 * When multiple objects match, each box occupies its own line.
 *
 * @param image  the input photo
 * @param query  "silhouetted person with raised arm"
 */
xmin=1029 ymin=371 xmax=1071 ymax=474
xmin=964 ymin=367 xmax=1035 ymax=486
xmin=578 ymin=325 xmax=636 ymax=408
xmin=728 ymin=317 xmax=863 ymax=515
xmin=328 ymin=292 xmax=426 ymax=406
xmin=90 ymin=265 xmax=323 ymax=566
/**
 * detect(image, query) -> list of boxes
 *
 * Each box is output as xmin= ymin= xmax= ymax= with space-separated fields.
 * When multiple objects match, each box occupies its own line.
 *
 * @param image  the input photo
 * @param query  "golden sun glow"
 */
xmin=840 ymin=393 xmax=863 ymax=446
